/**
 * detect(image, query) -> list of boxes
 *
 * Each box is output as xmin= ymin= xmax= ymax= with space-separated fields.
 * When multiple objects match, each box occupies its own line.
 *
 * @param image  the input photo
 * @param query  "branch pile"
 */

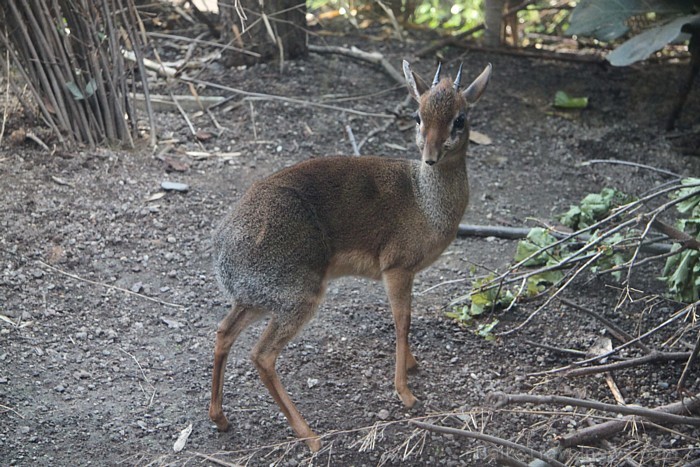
xmin=0 ymin=0 xmax=155 ymax=148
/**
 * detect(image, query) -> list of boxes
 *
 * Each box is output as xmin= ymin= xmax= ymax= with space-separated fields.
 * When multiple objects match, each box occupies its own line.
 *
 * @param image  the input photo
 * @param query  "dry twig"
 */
xmin=558 ymin=394 xmax=700 ymax=448
xmin=564 ymin=351 xmax=693 ymax=377
xmin=37 ymin=260 xmax=184 ymax=308
xmin=308 ymin=44 xmax=405 ymax=85
xmin=412 ymin=421 xmax=566 ymax=467
xmin=182 ymin=76 xmax=393 ymax=119
xmin=488 ymin=391 xmax=700 ymax=426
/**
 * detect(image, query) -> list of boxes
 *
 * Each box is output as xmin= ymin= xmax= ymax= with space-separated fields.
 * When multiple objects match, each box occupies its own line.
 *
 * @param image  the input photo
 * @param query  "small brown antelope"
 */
xmin=209 ymin=60 xmax=492 ymax=451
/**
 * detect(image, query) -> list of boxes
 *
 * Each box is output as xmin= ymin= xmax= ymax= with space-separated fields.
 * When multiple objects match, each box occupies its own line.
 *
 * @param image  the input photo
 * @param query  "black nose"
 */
xmin=425 ymin=160 xmax=436 ymax=166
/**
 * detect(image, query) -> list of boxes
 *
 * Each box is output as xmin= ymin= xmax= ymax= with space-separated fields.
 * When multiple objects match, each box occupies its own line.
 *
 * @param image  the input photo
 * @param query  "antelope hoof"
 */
xmin=305 ymin=436 xmax=322 ymax=452
xmin=210 ymin=412 xmax=230 ymax=432
xmin=399 ymin=390 xmax=419 ymax=409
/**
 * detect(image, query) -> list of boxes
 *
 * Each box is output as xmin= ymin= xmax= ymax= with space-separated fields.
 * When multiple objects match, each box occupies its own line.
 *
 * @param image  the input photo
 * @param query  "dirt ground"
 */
xmin=2 ymin=24 xmax=700 ymax=467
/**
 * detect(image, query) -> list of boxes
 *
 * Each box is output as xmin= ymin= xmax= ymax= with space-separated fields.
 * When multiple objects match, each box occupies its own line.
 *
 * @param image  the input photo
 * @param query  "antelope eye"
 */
xmin=413 ymin=112 xmax=421 ymax=125
xmin=453 ymin=113 xmax=466 ymax=130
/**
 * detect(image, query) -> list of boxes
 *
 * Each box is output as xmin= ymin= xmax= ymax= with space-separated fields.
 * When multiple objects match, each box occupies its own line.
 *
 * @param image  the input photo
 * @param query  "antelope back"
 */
xmin=402 ymin=61 xmax=492 ymax=166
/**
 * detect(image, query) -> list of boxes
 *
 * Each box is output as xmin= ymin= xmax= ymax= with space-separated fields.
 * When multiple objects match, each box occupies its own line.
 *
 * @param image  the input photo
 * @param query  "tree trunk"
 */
xmin=483 ymin=0 xmax=505 ymax=46
xmin=219 ymin=0 xmax=307 ymax=66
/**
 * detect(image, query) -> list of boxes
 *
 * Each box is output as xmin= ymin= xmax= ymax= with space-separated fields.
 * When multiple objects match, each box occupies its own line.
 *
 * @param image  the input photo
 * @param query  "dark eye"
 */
xmin=413 ymin=112 xmax=421 ymax=125
xmin=453 ymin=113 xmax=466 ymax=130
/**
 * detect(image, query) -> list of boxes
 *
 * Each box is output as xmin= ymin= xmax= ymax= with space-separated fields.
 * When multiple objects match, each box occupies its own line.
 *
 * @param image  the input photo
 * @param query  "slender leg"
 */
xmin=382 ymin=269 xmax=418 ymax=408
xmin=209 ymin=304 xmax=264 ymax=431
xmin=251 ymin=307 xmax=322 ymax=452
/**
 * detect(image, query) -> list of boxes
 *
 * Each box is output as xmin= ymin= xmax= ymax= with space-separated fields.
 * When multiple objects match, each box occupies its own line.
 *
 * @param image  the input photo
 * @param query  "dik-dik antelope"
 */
xmin=209 ymin=60 xmax=492 ymax=451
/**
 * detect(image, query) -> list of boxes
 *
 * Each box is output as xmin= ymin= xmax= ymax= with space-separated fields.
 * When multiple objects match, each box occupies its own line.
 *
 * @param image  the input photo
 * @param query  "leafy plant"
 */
xmin=514 ymin=228 xmax=567 ymax=294
xmin=660 ymin=178 xmax=700 ymax=302
xmin=567 ymin=0 xmax=700 ymax=66
xmin=559 ymin=188 xmax=636 ymax=230
xmin=413 ymin=0 xmax=483 ymax=32
xmin=446 ymin=275 xmax=511 ymax=339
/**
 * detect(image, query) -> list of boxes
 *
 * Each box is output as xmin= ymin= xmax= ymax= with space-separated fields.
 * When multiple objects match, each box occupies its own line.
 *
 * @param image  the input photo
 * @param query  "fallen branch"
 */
xmin=558 ymin=394 xmax=700 ymax=448
xmin=450 ymin=42 xmax=605 ymax=64
xmin=193 ymin=452 xmax=242 ymax=467
xmin=524 ymin=339 xmax=587 ymax=357
xmin=558 ymin=298 xmax=651 ymax=353
xmin=580 ymin=159 xmax=682 ymax=178
xmin=564 ymin=351 xmax=692 ymax=377
xmin=133 ymin=93 xmax=227 ymax=113
xmin=528 ymin=302 xmax=696 ymax=376
xmin=144 ymin=33 xmax=259 ymax=57
xmin=487 ymin=391 xmax=700 ymax=426
xmin=411 ymin=421 xmax=566 ymax=467
xmin=37 ymin=260 xmax=184 ymax=308
xmin=456 ymin=224 xmax=673 ymax=254
xmin=181 ymin=76 xmax=393 ymax=119
xmin=677 ymin=329 xmax=700 ymax=391
xmin=651 ymin=218 xmax=700 ymax=251
xmin=0 ymin=403 xmax=24 ymax=419
xmin=308 ymin=44 xmax=404 ymax=86
xmin=345 ymin=125 xmax=360 ymax=156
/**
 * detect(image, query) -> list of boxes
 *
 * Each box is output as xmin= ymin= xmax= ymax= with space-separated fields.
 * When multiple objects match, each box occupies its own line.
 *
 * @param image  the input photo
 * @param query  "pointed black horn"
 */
xmin=431 ymin=62 xmax=442 ymax=88
xmin=453 ymin=62 xmax=464 ymax=91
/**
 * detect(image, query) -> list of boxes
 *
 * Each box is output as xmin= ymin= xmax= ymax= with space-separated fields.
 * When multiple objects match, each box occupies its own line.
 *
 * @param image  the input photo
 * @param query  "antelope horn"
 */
xmin=453 ymin=62 xmax=464 ymax=91
xmin=431 ymin=62 xmax=442 ymax=88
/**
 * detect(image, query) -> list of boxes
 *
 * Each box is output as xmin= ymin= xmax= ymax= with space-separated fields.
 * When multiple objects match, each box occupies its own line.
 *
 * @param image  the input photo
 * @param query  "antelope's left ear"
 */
xmin=461 ymin=63 xmax=492 ymax=105
xmin=402 ymin=60 xmax=430 ymax=101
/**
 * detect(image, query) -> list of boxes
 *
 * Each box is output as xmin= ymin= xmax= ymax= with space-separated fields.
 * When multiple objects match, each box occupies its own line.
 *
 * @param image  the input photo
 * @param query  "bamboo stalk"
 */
xmin=1 ymin=0 xmax=152 ymax=148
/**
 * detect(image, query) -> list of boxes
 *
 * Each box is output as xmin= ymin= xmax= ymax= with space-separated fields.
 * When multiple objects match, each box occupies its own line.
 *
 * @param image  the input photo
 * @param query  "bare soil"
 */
xmin=2 ymin=28 xmax=700 ymax=466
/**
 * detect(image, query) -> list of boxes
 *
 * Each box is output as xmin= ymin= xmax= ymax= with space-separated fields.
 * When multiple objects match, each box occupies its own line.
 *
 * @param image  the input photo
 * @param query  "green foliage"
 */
xmin=413 ymin=0 xmax=483 ymax=33
xmin=514 ymin=227 xmax=566 ymax=293
xmin=553 ymin=91 xmax=589 ymax=109
xmin=660 ymin=178 xmax=700 ymax=302
xmin=476 ymin=319 xmax=499 ymax=341
xmin=445 ymin=275 xmax=510 ymax=339
xmin=447 ymin=275 xmax=513 ymax=318
xmin=567 ymin=0 xmax=699 ymax=66
xmin=559 ymin=188 xmax=636 ymax=230
xmin=662 ymin=245 xmax=699 ymax=302
xmin=449 ymin=181 xmax=700 ymax=338
xmin=588 ymin=231 xmax=630 ymax=281
xmin=447 ymin=189 xmax=638 ymax=336
xmin=66 ymin=79 xmax=97 ymax=101
xmin=567 ymin=0 xmax=695 ymax=41
xmin=514 ymin=227 xmax=559 ymax=266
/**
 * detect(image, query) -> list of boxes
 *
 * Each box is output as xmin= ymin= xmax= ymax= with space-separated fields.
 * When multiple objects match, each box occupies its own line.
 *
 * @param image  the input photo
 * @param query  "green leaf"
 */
xmin=66 ymin=81 xmax=85 ymax=100
xmin=559 ymin=188 xmax=636 ymax=230
xmin=554 ymin=91 xmax=589 ymax=109
xmin=607 ymin=15 xmax=699 ymax=67
xmin=567 ymin=0 xmax=695 ymax=41
xmin=674 ymin=178 xmax=700 ymax=215
xmin=515 ymin=228 xmax=559 ymax=266
xmin=85 ymin=79 xmax=97 ymax=97
xmin=661 ymin=248 xmax=699 ymax=302
xmin=476 ymin=319 xmax=499 ymax=340
xmin=66 ymin=78 xmax=97 ymax=101
xmin=560 ymin=206 xmax=582 ymax=229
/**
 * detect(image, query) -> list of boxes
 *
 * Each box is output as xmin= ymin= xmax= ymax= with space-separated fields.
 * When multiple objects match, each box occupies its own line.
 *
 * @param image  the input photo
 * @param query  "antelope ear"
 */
xmin=462 ymin=63 xmax=492 ymax=104
xmin=402 ymin=60 xmax=429 ymax=101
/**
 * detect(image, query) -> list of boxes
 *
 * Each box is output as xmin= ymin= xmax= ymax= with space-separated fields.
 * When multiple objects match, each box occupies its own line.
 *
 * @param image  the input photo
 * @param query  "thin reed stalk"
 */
xmin=0 ymin=0 xmax=154 ymax=148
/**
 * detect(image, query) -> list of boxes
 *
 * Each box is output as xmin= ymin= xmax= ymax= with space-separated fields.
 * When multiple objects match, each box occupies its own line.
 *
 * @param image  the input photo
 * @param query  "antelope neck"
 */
xmin=414 ymin=152 xmax=469 ymax=233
